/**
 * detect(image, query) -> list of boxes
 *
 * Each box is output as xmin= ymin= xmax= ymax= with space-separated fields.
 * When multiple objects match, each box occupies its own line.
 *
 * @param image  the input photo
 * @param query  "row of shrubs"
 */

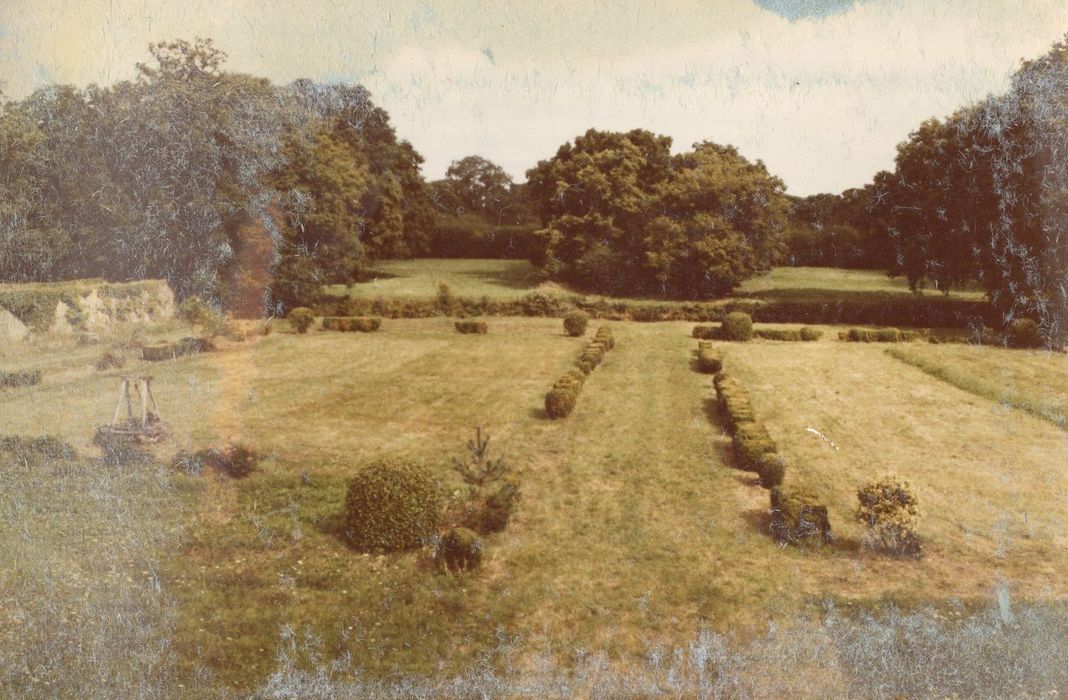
xmin=839 ymin=327 xmax=923 ymax=343
xmin=545 ymin=326 xmax=615 ymax=419
xmin=321 ymin=316 xmax=382 ymax=332
xmin=311 ymin=289 xmax=995 ymax=329
xmin=712 ymin=369 xmax=832 ymax=545
xmin=141 ymin=337 xmax=214 ymax=362
xmin=694 ymin=316 xmax=822 ymax=343
xmin=0 ymin=369 xmax=41 ymax=388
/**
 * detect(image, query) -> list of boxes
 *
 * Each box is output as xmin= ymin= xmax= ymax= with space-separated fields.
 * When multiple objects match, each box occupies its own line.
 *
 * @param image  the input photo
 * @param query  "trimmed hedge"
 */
xmin=343 ymin=459 xmax=442 ymax=553
xmin=287 ymin=306 xmax=315 ymax=333
xmin=696 ymin=341 xmax=723 ymax=373
xmin=841 ymin=327 xmax=922 ymax=343
xmin=454 ymin=320 xmax=488 ymax=334
xmin=0 ymin=369 xmax=41 ymax=388
xmin=312 ymin=289 xmax=994 ymax=329
xmin=733 ymin=421 xmax=776 ymax=471
xmin=322 ymin=316 xmax=382 ymax=332
xmin=758 ymin=452 xmax=786 ymax=489
xmin=545 ymin=325 xmax=615 ymax=419
xmin=770 ymin=487 xmax=833 ymax=545
xmin=753 ymin=326 xmax=823 ymax=342
xmin=693 ymin=325 xmax=717 ymax=339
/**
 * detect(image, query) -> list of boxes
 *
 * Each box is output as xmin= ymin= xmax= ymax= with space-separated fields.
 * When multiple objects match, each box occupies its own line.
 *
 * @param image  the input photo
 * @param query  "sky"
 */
xmin=0 ymin=1 xmax=1065 ymax=195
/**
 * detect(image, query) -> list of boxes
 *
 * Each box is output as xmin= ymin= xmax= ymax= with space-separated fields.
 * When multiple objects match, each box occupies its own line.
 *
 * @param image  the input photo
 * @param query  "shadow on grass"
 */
xmin=460 ymin=263 xmax=540 ymax=291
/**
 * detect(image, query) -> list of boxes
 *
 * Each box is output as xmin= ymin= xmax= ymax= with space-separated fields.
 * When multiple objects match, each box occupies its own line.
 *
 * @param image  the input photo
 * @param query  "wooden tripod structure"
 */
xmin=106 ymin=375 xmax=170 ymax=442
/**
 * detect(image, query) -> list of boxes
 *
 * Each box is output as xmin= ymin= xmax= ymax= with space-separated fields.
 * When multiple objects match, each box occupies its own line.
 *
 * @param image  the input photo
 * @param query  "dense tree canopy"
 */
xmin=0 ymin=38 xmax=436 ymax=313
xmin=526 ymin=129 xmax=789 ymax=298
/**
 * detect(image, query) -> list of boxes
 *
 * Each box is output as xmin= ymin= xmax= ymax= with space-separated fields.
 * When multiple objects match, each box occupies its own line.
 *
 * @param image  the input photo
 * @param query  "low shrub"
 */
xmin=95 ymin=350 xmax=125 ymax=371
xmin=436 ymin=527 xmax=483 ymax=572
xmin=757 ymin=452 xmax=786 ymax=489
xmin=843 ymin=327 xmax=920 ymax=343
xmin=0 ymin=435 xmax=77 ymax=467
xmin=563 ymin=311 xmax=589 ymax=337
xmin=594 ymin=326 xmax=615 ymax=349
xmin=455 ymin=320 xmax=489 ymax=334
xmin=733 ymin=421 xmax=776 ymax=471
xmin=693 ymin=325 xmax=717 ymax=340
xmin=721 ymin=312 xmax=753 ymax=342
xmin=287 ymin=307 xmax=316 ymax=333
xmin=0 ymin=369 xmax=41 ymax=388
xmin=1006 ymin=318 xmax=1043 ymax=349
xmin=343 ymin=459 xmax=442 ymax=553
xmin=770 ymin=487 xmax=833 ymax=545
xmin=800 ymin=326 xmax=823 ymax=341
xmin=753 ymin=328 xmax=802 ymax=341
xmin=322 ymin=317 xmax=382 ymax=332
xmin=875 ymin=328 xmax=902 ymax=342
xmin=696 ymin=343 xmax=723 ymax=373
xmin=855 ymin=473 xmax=922 ymax=556
xmin=545 ymin=386 xmax=578 ymax=419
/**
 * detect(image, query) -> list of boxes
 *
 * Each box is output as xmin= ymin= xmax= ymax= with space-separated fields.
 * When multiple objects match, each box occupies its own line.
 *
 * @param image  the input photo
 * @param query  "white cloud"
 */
xmin=1 ymin=0 xmax=1065 ymax=194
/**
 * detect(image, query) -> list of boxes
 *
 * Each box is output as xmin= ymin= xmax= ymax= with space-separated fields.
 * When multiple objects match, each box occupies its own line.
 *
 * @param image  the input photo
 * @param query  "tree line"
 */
xmin=1 ymin=35 xmax=1065 ymax=342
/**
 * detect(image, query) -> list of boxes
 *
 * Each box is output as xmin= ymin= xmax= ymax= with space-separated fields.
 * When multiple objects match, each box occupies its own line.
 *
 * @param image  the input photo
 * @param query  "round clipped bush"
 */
xmin=770 ymin=487 xmax=832 ymax=545
xmin=721 ymin=312 xmax=753 ymax=342
xmin=757 ymin=452 xmax=786 ymax=489
xmin=436 ymin=527 xmax=483 ymax=572
xmin=1006 ymin=318 xmax=1042 ymax=348
xmin=594 ymin=326 xmax=615 ymax=349
xmin=545 ymin=387 xmax=577 ymax=419
xmin=343 ymin=459 xmax=442 ymax=552
xmin=855 ymin=473 xmax=922 ymax=556
xmin=288 ymin=307 xmax=315 ymax=334
xmin=563 ymin=310 xmax=590 ymax=337
xmin=799 ymin=326 xmax=822 ymax=342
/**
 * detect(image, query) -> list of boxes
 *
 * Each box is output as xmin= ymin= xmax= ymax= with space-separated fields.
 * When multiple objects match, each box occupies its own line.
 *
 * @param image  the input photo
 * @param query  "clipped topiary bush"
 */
xmin=455 ymin=320 xmax=489 ymax=334
xmin=875 ymin=328 xmax=903 ymax=343
xmin=545 ymin=386 xmax=578 ymax=419
xmin=1006 ymin=318 xmax=1042 ymax=349
xmin=855 ymin=473 xmax=922 ymax=556
xmin=322 ymin=316 xmax=382 ymax=332
xmin=693 ymin=325 xmax=717 ymax=340
xmin=770 ymin=487 xmax=832 ymax=545
xmin=721 ymin=312 xmax=753 ymax=342
xmin=800 ymin=326 xmax=823 ymax=341
xmin=696 ymin=343 xmax=723 ymax=373
xmin=753 ymin=328 xmax=802 ymax=341
xmin=757 ymin=452 xmax=786 ymax=489
xmin=343 ymin=459 xmax=442 ymax=553
xmin=436 ymin=527 xmax=483 ymax=572
xmin=0 ymin=369 xmax=41 ymax=388
xmin=594 ymin=326 xmax=615 ymax=349
xmin=563 ymin=310 xmax=590 ymax=337
xmin=288 ymin=307 xmax=315 ymax=334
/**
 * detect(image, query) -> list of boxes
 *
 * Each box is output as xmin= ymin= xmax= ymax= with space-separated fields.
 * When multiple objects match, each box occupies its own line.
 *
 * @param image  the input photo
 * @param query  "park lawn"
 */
xmin=734 ymin=266 xmax=987 ymax=302
xmin=3 ymin=318 xmax=1068 ymax=693
xmin=323 ymin=258 xmax=541 ymax=301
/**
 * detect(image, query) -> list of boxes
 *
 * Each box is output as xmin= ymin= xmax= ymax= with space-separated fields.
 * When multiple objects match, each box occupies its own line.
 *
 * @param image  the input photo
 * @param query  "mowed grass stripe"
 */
xmin=886 ymin=345 xmax=1068 ymax=430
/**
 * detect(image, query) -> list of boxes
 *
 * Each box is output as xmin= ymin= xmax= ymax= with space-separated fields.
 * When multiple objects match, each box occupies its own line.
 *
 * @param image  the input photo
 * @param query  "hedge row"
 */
xmin=455 ymin=320 xmax=488 ymax=334
xmin=0 ymin=369 xmax=41 ymax=388
xmin=321 ymin=316 xmax=382 ymax=332
xmin=696 ymin=340 xmax=723 ymax=374
xmin=839 ymin=327 xmax=922 ymax=343
xmin=712 ymin=370 xmax=832 ymax=545
xmin=313 ymin=290 xmax=992 ymax=329
xmin=141 ymin=336 xmax=214 ymax=362
xmin=696 ymin=323 xmax=822 ymax=342
xmin=545 ymin=326 xmax=615 ymax=419
xmin=0 ymin=279 xmax=170 ymax=331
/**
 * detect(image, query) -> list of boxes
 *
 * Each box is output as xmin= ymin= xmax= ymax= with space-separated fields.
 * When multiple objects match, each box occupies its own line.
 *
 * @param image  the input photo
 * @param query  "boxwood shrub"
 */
xmin=721 ymin=312 xmax=753 ymax=341
xmin=770 ymin=487 xmax=832 ymax=545
xmin=343 ymin=459 xmax=442 ymax=552
xmin=563 ymin=311 xmax=590 ymax=337
xmin=693 ymin=325 xmax=717 ymax=340
xmin=455 ymin=320 xmax=489 ymax=334
xmin=545 ymin=386 xmax=578 ymax=418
